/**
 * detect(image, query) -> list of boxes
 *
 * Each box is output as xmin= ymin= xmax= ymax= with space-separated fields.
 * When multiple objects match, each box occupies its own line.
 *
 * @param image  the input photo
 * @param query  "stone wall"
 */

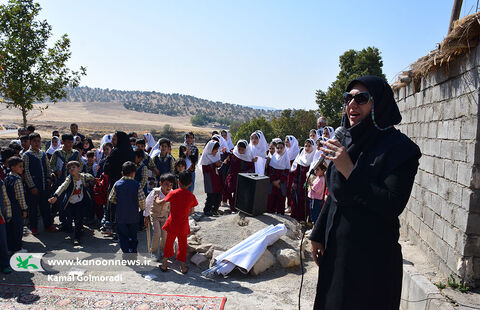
xmin=395 ymin=44 xmax=480 ymax=286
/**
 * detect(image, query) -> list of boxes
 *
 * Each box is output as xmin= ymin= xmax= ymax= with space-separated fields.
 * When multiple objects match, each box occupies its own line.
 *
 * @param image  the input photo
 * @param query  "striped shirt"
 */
xmin=10 ymin=172 xmax=28 ymax=211
xmin=49 ymin=148 xmax=83 ymax=174
xmin=0 ymin=182 xmax=12 ymax=220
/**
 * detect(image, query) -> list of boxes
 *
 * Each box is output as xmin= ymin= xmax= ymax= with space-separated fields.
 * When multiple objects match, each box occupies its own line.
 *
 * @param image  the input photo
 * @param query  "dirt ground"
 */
xmin=0 ymin=166 xmax=318 ymax=310
xmin=0 ymin=101 xmax=217 ymax=134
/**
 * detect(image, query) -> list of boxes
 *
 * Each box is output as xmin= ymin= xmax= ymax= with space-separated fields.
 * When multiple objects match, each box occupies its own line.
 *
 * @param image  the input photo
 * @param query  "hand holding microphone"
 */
xmin=319 ymin=127 xmax=354 ymax=179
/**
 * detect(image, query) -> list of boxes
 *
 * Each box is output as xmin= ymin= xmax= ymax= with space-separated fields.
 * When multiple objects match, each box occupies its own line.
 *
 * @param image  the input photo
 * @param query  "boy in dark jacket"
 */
xmin=108 ymin=161 xmax=146 ymax=253
xmin=48 ymin=161 xmax=95 ymax=245
xmin=22 ymin=133 xmax=56 ymax=235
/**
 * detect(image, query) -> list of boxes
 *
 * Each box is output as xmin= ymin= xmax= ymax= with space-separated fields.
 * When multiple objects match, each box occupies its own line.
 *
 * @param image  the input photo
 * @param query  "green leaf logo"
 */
xmin=10 ymin=253 xmax=44 ymax=272
xmin=16 ymin=255 xmax=39 ymax=270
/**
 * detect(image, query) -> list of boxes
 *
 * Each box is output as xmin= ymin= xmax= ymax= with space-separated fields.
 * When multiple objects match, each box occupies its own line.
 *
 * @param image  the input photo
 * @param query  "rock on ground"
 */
xmin=276 ymin=248 xmax=301 ymax=268
xmin=250 ymin=249 xmax=276 ymax=276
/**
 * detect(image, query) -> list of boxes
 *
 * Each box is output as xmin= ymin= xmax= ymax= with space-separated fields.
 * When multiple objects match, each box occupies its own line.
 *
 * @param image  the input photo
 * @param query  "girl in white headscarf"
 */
xmin=213 ymin=133 xmax=233 ymax=208
xmin=46 ymin=136 xmax=61 ymax=160
xmin=144 ymin=133 xmax=157 ymax=152
xmin=322 ymin=126 xmax=335 ymax=141
xmin=266 ymin=140 xmax=291 ymax=215
xmin=220 ymin=130 xmax=235 ymax=152
xmin=285 ymin=135 xmax=300 ymax=211
xmin=290 ymin=138 xmax=315 ymax=222
xmin=225 ymin=140 xmax=255 ymax=211
xmin=309 ymin=129 xmax=319 ymax=142
xmin=200 ymin=140 xmax=223 ymax=216
xmin=285 ymin=135 xmax=299 ymax=163
xmin=249 ymin=130 xmax=268 ymax=160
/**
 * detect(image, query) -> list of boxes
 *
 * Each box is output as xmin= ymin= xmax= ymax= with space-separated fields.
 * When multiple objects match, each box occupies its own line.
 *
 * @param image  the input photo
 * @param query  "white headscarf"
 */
xmin=291 ymin=139 xmax=315 ymax=171
xmin=249 ymin=130 xmax=268 ymax=159
xmin=323 ymin=126 xmax=335 ymax=139
xmin=233 ymin=140 xmax=253 ymax=162
xmin=199 ymin=140 xmax=221 ymax=166
xmin=213 ymin=134 xmax=229 ymax=154
xmin=221 ymin=130 xmax=235 ymax=151
xmin=144 ymin=133 xmax=156 ymax=150
xmin=46 ymin=136 xmax=61 ymax=155
xmin=149 ymin=140 xmax=160 ymax=157
xmin=272 ymin=138 xmax=282 ymax=144
xmin=309 ymin=129 xmax=319 ymax=142
xmin=100 ymin=134 xmax=113 ymax=149
xmin=285 ymin=135 xmax=299 ymax=161
xmin=74 ymin=136 xmax=81 ymax=144
xmin=269 ymin=148 xmax=291 ymax=170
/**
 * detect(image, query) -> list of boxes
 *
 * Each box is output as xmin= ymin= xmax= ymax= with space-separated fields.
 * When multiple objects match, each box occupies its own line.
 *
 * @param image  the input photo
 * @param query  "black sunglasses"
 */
xmin=343 ymin=92 xmax=372 ymax=105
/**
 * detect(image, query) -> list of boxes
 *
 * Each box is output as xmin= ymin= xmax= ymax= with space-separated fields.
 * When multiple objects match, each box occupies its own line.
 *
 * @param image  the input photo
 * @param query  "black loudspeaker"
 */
xmin=235 ymin=173 xmax=270 ymax=216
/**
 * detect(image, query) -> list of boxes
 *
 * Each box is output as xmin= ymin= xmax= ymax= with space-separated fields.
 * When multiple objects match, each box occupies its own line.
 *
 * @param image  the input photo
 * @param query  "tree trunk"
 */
xmin=21 ymin=106 xmax=28 ymax=128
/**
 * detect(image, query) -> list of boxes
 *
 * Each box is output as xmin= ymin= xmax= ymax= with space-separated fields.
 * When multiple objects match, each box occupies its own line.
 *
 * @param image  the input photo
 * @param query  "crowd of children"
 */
xmin=0 ymin=122 xmax=333 ymax=274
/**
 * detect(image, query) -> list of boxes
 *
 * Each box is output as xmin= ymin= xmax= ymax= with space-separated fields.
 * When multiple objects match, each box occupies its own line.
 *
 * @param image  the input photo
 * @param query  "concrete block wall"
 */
xmin=395 ymin=44 xmax=480 ymax=286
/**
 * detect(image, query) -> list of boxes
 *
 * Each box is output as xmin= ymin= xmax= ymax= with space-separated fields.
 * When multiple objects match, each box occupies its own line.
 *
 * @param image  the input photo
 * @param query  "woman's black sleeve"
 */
xmin=344 ymin=156 xmax=419 ymax=219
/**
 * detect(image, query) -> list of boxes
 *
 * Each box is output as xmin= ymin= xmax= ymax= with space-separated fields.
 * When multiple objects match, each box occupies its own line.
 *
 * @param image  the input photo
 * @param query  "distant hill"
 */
xmin=58 ymin=86 xmax=282 ymax=126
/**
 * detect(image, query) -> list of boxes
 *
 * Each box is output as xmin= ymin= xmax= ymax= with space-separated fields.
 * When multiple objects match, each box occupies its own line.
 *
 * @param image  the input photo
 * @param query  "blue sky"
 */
xmin=25 ymin=0 xmax=479 ymax=109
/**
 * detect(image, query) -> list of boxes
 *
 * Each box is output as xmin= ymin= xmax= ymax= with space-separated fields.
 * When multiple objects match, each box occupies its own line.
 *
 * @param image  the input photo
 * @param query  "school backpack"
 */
xmin=93 ymin=172 xmax=109 ymax=205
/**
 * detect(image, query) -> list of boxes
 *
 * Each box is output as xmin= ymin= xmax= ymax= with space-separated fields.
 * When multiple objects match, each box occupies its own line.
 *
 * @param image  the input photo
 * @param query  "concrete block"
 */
xmin=427 ymin=122 xmax=438 ymax=139
xmin=456 ymin=232 xmax=467 ymax=254
xmin=432 ymin=103 xmax=443 ymax=120
xmin=442 ymin=98 xmax=456 ymax=120
xmin=440 ymin=140 xmax=453 ymax=159
xmin=440 ymin=201 xmax=454 ymax=223
xmin=466 ymin=142 xmax=477 ymax=164
xmin=433 ymin=158 xmax=444 ymax=177
xmin=423 ymin=207 xmax=435 ymax=229
xmin=448 ymin=119 xmax=462 ymax=141
xmin=460 ymin=117 xmax=478 ymax=140
xmin=443 ymin=224 xmax=457 ymax=248
xmin=431 ymin=85 xmax=441 ymax=103
xmin=457 ymin=162 xmax=473 ymax=187
xmin=461 ymin=187 xmax=472 ymax=210
xmin=452 ymin=141 xmax=467 ymax=162
xmin=443 ymin=160 xmax=458 ymax=182
xmin=433 ymin=215 xmax=445 ymax=238
xmin=425 ymin=106 xmax=434 ymax=121
xmin=446 ymin=246 xmax=459 ymax=273
xmin=433 ymin=237 xmax=449 ymax=261
xmin=401 ymin=263 xmax=453 ymax=310
xmin=430 ymin=194 xmax=443 ymax=215
xmin=437 ymin=121 xmax=448 ymax=139
xmin=415 ymin=91 xmax=424 ymax=107
xmin=454 ymin=95 xmax=468 ymax=118
xmin=453 ymin=207 xmax=469 ymax=232
xmin=421 ymin=156 xmax=434 ymax=174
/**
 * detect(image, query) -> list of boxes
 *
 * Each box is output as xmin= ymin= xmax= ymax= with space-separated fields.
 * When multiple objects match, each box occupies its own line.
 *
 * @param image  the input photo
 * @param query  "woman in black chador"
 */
xmin=309 ymin=76 xmax=421 ymax=310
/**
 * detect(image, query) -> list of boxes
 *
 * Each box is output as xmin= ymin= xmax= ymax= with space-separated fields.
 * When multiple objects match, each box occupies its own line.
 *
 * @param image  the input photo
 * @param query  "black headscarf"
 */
xmin=103 ymin=131 xmax=135 ymax=186
xmin=344 ymin=75 xmax=402 ymax=130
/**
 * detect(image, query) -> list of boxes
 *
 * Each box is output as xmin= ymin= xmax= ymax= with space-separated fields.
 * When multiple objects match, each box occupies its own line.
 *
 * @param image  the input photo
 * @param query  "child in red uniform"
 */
xmin=160 ymin=171 xmax=198 ymax=274
xmin=266 ymin=141 xmax=291 ymax=214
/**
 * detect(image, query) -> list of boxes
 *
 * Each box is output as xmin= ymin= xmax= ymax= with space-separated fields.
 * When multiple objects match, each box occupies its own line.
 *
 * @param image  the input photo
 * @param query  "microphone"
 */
xmin=310 ymin=126 xmax=347 ymax=173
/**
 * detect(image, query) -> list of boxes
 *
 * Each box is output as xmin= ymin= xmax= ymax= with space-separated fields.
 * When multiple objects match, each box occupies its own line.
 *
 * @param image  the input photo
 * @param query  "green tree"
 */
xmin=0 ymin=0 xmax=86 ymax=127
xmin=232 ymin=117 xmax=274 ymax=143
xmin=271 ymin=109 xmax=317 ymax=143
xmin=316 ymin=47 xmax=385 ymax=127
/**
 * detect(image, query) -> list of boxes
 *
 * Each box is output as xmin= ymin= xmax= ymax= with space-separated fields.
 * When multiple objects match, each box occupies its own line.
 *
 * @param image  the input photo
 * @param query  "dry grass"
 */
xmin=392 ymin=12 xmax=480 ymax=91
